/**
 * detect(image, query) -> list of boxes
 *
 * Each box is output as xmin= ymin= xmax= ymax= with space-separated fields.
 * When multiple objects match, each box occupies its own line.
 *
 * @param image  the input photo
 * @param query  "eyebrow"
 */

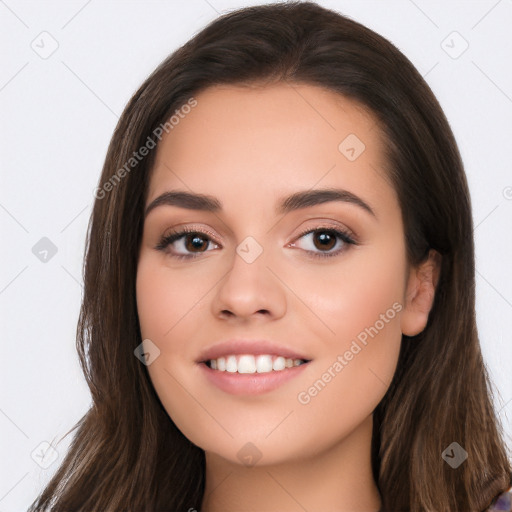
xmin=144 ymin=188 xmax=376 ymax=219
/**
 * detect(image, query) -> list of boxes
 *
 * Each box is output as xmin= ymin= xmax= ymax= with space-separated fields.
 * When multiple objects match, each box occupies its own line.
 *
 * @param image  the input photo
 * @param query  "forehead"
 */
xmin=146 ymin=82 xmax=395 ymax=216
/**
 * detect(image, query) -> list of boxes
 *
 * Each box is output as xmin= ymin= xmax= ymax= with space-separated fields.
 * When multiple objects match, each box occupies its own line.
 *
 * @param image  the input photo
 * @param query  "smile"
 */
xmin=206 ymin=354 xmax=309 ymax=374
xmin=199 ymin=355 xmax=312 ymax=395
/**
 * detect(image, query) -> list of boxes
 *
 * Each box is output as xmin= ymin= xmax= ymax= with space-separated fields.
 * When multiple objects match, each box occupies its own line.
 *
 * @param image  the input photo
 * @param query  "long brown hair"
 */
xmin=28 ymin=2 xmax=511 ymax=510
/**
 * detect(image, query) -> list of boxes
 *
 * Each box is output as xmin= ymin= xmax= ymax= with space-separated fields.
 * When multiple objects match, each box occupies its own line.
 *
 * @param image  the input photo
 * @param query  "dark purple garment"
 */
xmin=486 ymin=486 xmax=512 ymax=511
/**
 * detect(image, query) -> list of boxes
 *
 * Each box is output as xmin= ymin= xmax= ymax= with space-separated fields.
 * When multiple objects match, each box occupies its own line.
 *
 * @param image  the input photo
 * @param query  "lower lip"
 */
xmin=198 ymin=361 xmax=311 ymax=395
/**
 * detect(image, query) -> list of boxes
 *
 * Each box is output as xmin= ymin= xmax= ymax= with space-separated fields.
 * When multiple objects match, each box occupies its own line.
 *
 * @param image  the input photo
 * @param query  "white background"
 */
xmin=1 ymin=0 xmax=511 ymax=509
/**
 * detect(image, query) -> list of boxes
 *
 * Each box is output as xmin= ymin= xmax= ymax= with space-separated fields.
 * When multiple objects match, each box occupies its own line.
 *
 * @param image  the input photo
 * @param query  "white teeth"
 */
xmin=256 ymin=355 xmax=273 ymax=373
xmin=207 ymin=354 xmax=307 ymax=374
xmin=238 ymin=355 xmax=257 ymax=373
xmin=226 ymin=355 xmax=238 ymax=373
xmin=272 ymin=356 xmax=285 ymax=371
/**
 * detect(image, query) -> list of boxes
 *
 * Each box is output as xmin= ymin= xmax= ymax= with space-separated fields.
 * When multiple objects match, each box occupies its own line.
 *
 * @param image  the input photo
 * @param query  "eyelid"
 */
xmin=292 ymin=220 xmax=356 ymax=243
xmin=162 ymin=224 xmax=220 ymax=243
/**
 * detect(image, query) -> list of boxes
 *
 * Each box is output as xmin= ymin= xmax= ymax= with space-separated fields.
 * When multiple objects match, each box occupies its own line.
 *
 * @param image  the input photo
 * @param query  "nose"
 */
xmin=211 ymin=243 xmax=287 ymax=322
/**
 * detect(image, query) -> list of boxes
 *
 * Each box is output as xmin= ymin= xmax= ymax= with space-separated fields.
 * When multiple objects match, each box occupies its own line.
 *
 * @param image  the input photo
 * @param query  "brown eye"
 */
xmin=312 ymin=231 xmax=337 ymax=251
xmin=183 ymin=233 xmax=209 ymax=253
xmin=155 ymin=228 xmax=220 ymax=259
xmin=292 ymin=227 xmax=357 ymax=259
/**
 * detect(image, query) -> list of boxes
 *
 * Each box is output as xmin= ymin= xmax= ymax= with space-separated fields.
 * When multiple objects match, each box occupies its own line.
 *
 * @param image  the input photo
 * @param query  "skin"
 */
xmin=136 ymin=82 xmax=441 ymax=512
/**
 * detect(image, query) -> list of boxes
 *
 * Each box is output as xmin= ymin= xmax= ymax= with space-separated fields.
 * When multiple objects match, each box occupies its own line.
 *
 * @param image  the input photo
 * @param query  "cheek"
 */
xmin=288 ymin=244 xmax=406 ymax=354
xmin=136 ymin=255 xmax=206 ymax=339
xmin=293 ymin=292 xmax=403 ymax=454
xmin=135 ymin=257 xmax=208 ymax=440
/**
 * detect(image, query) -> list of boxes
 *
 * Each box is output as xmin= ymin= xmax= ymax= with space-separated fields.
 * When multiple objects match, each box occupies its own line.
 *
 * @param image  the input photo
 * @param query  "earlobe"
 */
xmin=400 ymin=249 xmax=442 ymax=337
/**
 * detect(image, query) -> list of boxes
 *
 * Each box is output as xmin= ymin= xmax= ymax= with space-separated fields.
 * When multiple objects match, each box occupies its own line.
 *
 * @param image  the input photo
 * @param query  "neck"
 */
xmin=200 ymin=414 xmax=381 ymax=512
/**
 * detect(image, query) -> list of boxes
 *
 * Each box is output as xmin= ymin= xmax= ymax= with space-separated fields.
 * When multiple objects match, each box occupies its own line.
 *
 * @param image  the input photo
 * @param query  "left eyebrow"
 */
xmin=144 ymin=187 xmax=376 ymax=219
xmin=276 ymin=188 xmax=376 ymax=218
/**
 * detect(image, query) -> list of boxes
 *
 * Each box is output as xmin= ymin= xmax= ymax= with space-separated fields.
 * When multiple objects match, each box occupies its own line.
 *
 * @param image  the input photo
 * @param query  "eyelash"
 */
xmin=155 ymin=225 xmax=357 ymax=261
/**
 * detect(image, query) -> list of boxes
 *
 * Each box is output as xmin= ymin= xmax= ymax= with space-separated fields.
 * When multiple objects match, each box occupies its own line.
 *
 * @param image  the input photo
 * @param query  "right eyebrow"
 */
xmin=145 ymin=191 xmax=221 ymax=218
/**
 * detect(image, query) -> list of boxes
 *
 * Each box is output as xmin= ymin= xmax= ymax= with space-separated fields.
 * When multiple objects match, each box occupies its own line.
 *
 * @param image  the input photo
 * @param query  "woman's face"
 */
xmin=136 ymin=82 xmax=415 ymax=466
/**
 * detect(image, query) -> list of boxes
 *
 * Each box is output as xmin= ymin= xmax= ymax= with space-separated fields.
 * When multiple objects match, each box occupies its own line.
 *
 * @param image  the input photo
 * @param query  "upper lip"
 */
xmin=196 ymin=339 xmax=312 ymax=363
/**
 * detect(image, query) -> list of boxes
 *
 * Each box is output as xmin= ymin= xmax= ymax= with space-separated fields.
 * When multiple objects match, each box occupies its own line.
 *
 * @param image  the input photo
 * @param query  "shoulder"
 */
xmin=486 ymin=486 xmax=512 ymax=511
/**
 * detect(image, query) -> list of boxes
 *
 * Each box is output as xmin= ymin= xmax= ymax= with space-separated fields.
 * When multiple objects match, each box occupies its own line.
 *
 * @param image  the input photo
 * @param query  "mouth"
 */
xmin=198 ymin=355 xmax=312 ymax=395
xmin=201 ymin=354 xmax=311 ymax=374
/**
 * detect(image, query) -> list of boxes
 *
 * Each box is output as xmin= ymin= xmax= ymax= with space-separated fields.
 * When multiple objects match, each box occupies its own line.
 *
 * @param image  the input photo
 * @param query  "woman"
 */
xmin=29 ymin=2 xmax=511 ymax=510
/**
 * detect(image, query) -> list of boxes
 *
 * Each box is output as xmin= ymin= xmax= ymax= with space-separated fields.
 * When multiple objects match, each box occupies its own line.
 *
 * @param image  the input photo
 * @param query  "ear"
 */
xmin=400 ymin=249 xmax=442 ymax=337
